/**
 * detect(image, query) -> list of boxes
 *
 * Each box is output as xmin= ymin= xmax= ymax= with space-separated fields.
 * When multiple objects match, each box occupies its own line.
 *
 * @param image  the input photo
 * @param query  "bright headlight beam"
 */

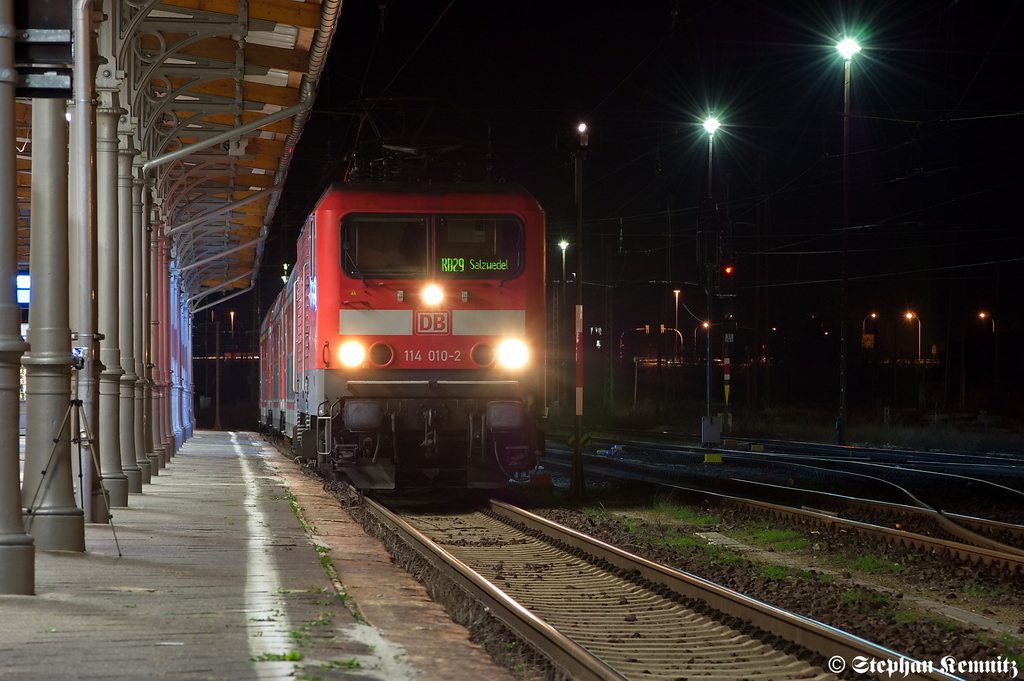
xmin=339 ymin=341 xmax=365 ymax=367
xmin=423 ymin=284 xmax=443 ymax=306
xmin=496 ymin=338 xmax=528 ymax=369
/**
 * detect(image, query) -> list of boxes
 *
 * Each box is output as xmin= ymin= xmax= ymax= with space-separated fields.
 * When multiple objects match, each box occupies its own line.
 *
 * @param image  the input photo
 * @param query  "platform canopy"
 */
xmin=15 ymin=0 xmax=341 ymax=308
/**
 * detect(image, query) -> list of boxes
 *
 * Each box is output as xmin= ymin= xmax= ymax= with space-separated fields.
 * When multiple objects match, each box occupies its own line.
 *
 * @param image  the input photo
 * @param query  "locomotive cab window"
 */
xmin=436 ymin=216 xmax=524 ymax=279
xmin=341 ymin=215 xmax=429 ymax=278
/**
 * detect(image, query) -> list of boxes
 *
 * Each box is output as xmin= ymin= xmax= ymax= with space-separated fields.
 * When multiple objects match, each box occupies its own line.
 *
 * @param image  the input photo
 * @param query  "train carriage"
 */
xmin=260 ymin=181 xmax=547 ymax=489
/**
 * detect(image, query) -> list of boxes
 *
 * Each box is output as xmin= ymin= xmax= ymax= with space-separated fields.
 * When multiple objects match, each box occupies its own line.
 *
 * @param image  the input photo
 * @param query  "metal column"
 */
xmin=0 ymin=0 xmax=34 ymax=594
xmin=22 ymin=99 xmax=85 ymax=552
xmin=95 ymin=97 xmax=128 ymax=506
xmin=118 ymin=138 xmax=141 ymax=492
xmin=132 ymin=175 xmax=150 ymax=484
xmin=148 ymin=201 xmax=165 ymax=471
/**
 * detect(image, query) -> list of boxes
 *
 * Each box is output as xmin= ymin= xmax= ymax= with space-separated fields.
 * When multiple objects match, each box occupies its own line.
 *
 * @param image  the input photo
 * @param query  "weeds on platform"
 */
xmin=250 ymin=650 xmax=303 ymax=662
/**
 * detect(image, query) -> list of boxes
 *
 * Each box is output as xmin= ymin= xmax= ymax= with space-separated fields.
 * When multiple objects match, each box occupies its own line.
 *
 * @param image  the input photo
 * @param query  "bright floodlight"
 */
xmin=578 ymin=123 xmax=587 ymax=133
xmin=558 ymin=240 xmax=569 ymax=251
xmin=702 ymin=117 xmax=721 ymax=135
xmin=837 ymin=38 xmax=861 ymax=60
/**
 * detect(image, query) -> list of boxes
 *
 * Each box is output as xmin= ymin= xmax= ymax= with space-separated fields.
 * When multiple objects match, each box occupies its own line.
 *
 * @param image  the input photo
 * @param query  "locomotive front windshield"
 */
xmin=342 ymin=216 xmax=429 ymax=279
xmin=436 ymin=216 xmax=523 ymax=279
xmin=341 ymin=214 xmax=523 ymax=279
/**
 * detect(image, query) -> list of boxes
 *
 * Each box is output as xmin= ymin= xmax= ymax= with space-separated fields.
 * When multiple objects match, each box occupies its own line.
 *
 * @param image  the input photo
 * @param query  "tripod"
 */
xmin=23 ymin=364 xmax=121 ymax=555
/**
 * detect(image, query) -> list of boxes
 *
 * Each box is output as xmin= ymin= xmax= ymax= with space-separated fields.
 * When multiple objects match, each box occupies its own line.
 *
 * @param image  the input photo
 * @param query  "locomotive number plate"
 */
xmin=402 ymin=349 xmax=462 ymax=362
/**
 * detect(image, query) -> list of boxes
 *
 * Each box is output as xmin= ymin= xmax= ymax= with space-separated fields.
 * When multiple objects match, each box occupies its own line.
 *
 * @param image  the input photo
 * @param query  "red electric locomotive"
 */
xmin=260 ymin=181 xmax=547 ymax=488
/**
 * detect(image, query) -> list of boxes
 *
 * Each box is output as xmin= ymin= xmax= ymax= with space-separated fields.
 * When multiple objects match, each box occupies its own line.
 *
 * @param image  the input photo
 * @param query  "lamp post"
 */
xmin=702 ymin=117 xmax=720 ymax=440
xmin=861 ymin=312 xmax=876 ymax=336
xmin=979 ymin=312 xmax=997 ymax=392
xmin=672 ymin=289 xmax=680 ymax=357
xmin=558 ymin=240 xmax=568 ymax=407
xmin=835 ymin=37 xmax=860 ymax=446
xmin=569 ymin=124 xmax=587 ymax=500
xmin=905 ymin=312 xmax=921 ymax=361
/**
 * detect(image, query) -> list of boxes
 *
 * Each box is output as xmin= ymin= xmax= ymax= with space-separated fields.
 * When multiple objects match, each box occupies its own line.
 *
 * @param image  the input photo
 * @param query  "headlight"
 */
xmin=339 ymin=341 xmax=365 ymax=367
xmin=422 ymin=284 xmax=443 ymax=305
xmin=496 ymin=338 xmax=528 ymax=369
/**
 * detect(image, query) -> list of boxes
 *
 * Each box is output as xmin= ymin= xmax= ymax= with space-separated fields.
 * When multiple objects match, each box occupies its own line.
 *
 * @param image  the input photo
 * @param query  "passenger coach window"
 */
xmin=341 ymin=215 xmax=428 ymax=278
xmin=436 ymin=216 xmax=524 ymax=279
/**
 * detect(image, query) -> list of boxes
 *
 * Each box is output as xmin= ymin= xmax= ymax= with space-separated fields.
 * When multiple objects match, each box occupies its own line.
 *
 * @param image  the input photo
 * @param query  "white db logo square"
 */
xmin=416 ymin=311 xmax=450 ymax=334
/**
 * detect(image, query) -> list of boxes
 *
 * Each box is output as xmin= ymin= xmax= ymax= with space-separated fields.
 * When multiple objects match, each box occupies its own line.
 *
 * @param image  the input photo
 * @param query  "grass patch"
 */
xmin=894 ymin=611 xmax=920 ymax=623
xmin=655 ymin=536 xmax=704 ymax=548
xmin=250 ymin=651 xmax=303 ymax=662
xmin=736 ymin=524 xmax=809 ymax=552
xmin=652 ymin=503 xmax=721 ymax=525
xmin=840 ymin=589 xmax=865 ymax=604
xmin=759 ymin=565 xmax=790 ymax=579
xmin=847 ymin=555 xmax=901 ymax=573
xmin=621 ymin=517 xmax=640 ymax=533
xmin=705 ymin=545 xmax=744 ymax=564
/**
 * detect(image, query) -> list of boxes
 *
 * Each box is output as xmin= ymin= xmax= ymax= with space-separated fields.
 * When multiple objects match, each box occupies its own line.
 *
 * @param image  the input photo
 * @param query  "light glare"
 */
xmin=837 ymin=38 xmax=861 ymax=60
xmin=496 ymin=338 xmax=529 ymax=369
xmin=423 ymin=284 xmax=443 ymax=305
xmin=340 ymin=341 xmax=365 ymax=367
xmin=577 ymin=123 xmax=587 ymax=133
xmin=702 ymin=117 xmax=721 ymax=135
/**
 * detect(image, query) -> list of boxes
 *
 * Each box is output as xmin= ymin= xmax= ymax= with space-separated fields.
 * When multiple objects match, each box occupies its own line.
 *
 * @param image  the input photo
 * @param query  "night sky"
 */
xmin=246 ymin=0 xmax=1022 ymax=413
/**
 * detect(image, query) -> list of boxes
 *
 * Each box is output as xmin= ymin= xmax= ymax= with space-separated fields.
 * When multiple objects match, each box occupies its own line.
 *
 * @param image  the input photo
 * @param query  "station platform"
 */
xmin=2 ymin=430 xmax=514 ymax=681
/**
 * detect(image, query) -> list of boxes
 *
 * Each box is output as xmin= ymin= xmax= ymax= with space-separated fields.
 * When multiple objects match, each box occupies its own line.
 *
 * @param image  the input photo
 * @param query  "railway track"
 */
xmin=357 ymin=494 xmax=956 ymax=680
xmin=540 ymin=449 xmax=1024 ymax=578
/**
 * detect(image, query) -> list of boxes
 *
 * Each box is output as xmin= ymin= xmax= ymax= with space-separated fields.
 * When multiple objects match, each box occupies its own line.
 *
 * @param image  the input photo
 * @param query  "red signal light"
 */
xmin=722 ymin=264 xmax=734 ymax=275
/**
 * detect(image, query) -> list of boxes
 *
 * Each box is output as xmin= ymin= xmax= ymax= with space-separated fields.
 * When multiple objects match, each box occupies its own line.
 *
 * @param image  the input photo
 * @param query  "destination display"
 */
xmin=436 ymin=216 xmax=523 ymax=279
xmin=439 ymin=257 xmax=510 ymax=273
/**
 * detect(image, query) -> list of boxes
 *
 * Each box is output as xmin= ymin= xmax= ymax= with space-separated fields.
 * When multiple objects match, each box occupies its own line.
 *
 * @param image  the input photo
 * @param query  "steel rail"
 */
xmin=541 ymin=452 xmax=1024 ymax=575
xmin=362 ymin=496 xmax=628 ymax=681
xmin=486 ymin=500 xmax=958 ymax=681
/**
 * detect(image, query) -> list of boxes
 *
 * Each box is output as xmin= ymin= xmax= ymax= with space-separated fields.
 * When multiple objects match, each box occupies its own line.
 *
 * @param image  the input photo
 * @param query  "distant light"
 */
xmin=16 ymin=273 xmax=29 ymax=306
xmin=905 ymin=312 xmax=915 ymax=320
xmin=837 ymin=38 xmax=861 ymax=60
xmin=722 ymin=264 xmax=734 ymax=275
xmin=702 ymin=321 xmax=710 ymax=329
xmin=702 ymin=117 xmax=721 ymax=135
xmin=979 ymin=312 xmax=988 ymax=319
xmin=577 ymin=123 xmax=587 ymax=134
xmin=558 ymin=240 xmax=569 ymax=251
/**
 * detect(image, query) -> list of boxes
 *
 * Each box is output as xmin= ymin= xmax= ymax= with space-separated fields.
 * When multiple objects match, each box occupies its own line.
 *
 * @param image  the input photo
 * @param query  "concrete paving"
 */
xmin=2 ymin=430 xmax=513 ymax=680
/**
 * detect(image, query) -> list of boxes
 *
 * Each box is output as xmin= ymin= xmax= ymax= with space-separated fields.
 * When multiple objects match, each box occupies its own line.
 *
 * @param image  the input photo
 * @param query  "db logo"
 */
xmin=415 ymin=311 xmax=451 ymax=334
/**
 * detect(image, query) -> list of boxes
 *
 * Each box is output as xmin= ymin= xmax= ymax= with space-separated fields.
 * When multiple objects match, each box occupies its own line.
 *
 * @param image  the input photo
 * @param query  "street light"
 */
xmin=701 ymin=117 xmax=720 ymax=440
xmin=905 ymin=312 xmax=921 ymax=361
xmin=702 ymin=116 xmax=721 ymax=198
xmin=835 ymin=36 xmax=860 ymax=446
xmin=861 ymin=312 xmax=877 ymax=336
xmin=569 ymin=123 xmax=588 ymax=499
xmin=979 ymin=312 xmax=995 ymax=332
xmin=672 ymin=289 xmax=681 ymax=357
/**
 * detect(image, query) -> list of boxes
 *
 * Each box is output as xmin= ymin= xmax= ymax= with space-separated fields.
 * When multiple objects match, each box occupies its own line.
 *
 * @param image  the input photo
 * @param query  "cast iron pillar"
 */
xmin=132 ymin=175 xmax=151 ymax=484
xmin=117 ymin=136 xmax=141 ymax=492
xmin=95 ymin=95 xmax=128 ymax=506
xmin=0 ymin=0 xmax=34 ymax=593
xmin=22 ymin=98 xmax=85 ymax=552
